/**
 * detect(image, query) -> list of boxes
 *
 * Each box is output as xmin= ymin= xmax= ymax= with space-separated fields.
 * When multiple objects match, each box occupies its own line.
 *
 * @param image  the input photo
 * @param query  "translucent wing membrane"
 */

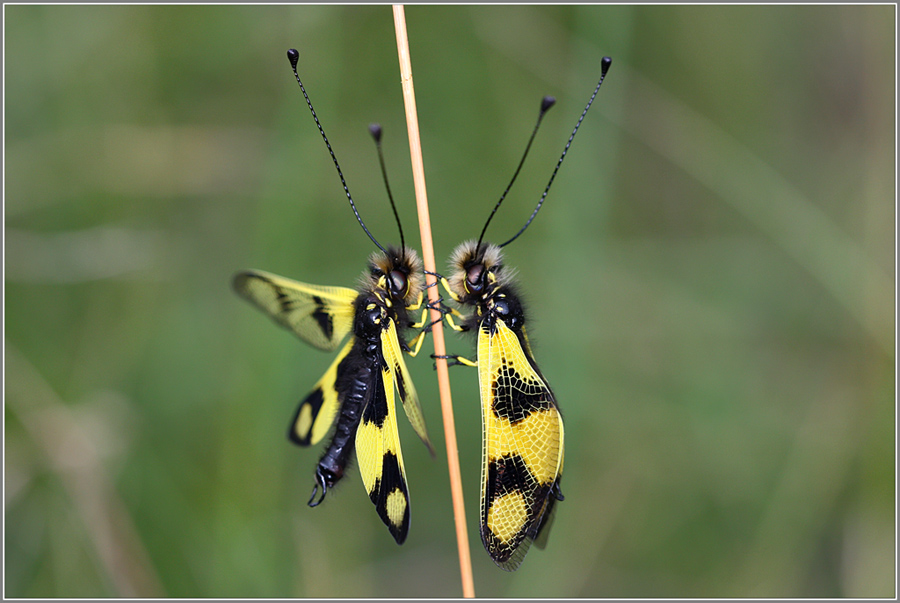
xmin=355 ymin=355 xmax=411 ymax=544
xmin=381 ymin=319 xmax=434 ymax=455
xmin=289 ymin=337 xmax=355 ymax=447
xmin=477 ymin=320 xmax=564 ymax=571
xmin=232 ymin=270 xmax=356 ymax=351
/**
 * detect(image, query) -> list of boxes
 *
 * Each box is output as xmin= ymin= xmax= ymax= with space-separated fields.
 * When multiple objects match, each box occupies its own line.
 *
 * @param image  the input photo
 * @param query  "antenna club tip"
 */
xmin=600 ymin=56 xmax=612 ymax=75
xmin=369 ymin=123 xmax=383 ymax=142
xmin=540 ymin=96 xmax=556 ymax=113
xmin=287 ymin=48 xmax=300 ymax=68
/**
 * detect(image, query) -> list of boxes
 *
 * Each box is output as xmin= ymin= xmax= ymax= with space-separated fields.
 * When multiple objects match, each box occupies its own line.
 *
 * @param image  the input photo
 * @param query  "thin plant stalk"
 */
xmin=392 ymin=5 xmax=476 ymax=598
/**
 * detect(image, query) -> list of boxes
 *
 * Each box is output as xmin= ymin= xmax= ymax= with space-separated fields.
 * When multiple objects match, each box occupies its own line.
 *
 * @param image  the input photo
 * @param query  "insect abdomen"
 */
xmin=313 ymin=348 xmax=372 ymax=489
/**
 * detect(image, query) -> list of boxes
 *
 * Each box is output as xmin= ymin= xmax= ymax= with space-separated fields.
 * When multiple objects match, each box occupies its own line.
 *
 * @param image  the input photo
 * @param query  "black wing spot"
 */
xmin=486 ymin=453 xmax=542 ymax=501
xmin=360 ymin=363 xmax=392 ymax=429
xmin=483 ymin=453 xmax=552 ymax=565
xmin=371 ymin=451 xmax=410 ymax=544
xmin=491 ymin=367 xmax=553 ymax=424
xmin=288 ymin=387 xmax=325 ymax=446
xmin=310 ymin=295 xmax=334 ymax=340
xmin=273 ymin=284 xmax=293 ymax=312
xmin=369 ymin=451 xmax=404 ymax=504
xmin=395 ymin=363 xmax=408 ymax=403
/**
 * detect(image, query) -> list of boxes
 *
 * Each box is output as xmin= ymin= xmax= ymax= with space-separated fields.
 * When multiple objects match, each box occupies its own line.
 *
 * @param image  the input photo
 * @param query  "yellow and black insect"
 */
xmin=233 ymin=49 xmax=433 ymax=544
xmin=437 ymin=57 xmax=612 ymax=570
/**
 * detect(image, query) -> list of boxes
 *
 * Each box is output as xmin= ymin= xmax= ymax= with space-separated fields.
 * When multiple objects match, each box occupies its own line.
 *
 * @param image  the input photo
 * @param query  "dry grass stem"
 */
xmin=392 ymin=5 xmax=476 ymax=598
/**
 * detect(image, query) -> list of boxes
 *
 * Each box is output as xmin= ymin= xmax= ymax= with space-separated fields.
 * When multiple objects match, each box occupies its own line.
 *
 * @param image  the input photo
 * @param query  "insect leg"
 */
xmin=441 ymin=308 xmax=468 ymax=332
xmin=431 ymin=353 xmax=477 ymax=369
xmin=441 ymin=277 xmax=463 ymax=303
xmin=406 ymin=290 xmax=425 ymax=311
xmin=405 ymin=304 xmax=447 ymax=357
xmin=404 ymin=330 xmax=426 ymax=358
xmin=409 ymin=304 xmax=433 ymax=329
xmin=424 ymin=270 xmax=463 ymax=303
xmin=413 ymin=299 xmax=453 ymax=327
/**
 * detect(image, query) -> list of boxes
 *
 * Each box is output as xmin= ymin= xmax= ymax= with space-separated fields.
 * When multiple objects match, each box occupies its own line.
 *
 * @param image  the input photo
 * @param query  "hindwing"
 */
xmin=477 ymin=319 xmax=564 ymax=571
xmin=288 ymin=337 xmax=355 ymax=447
xmin=381 ymin=319 xmax=434 ymax=455
xmin=232 ymin=270 xmax=356 ymax=351
xmin=355 ymin=350 xmax=411 ymax=544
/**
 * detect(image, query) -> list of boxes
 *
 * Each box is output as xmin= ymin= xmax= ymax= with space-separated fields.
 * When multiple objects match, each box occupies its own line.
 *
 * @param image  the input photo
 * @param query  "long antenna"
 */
xmin=369 ymin=123 xmax=405 ymax=251
xmin=499 ymin=56 xmax=612 ymax=248
xmin=287 ymin=48 xmax=388 ymax=255
xmin=476 ymin=96 xmax=556 ymax=252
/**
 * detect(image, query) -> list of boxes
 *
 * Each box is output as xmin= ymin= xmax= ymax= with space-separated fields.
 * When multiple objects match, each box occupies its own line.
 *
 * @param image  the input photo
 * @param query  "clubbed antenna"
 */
xmin=500 ymin=56 xmax=612 ymax=248
xmin=476 ymin=96 xmax=556 ymax=252
xmin=287 ymin=48 xmax=388 ymax=255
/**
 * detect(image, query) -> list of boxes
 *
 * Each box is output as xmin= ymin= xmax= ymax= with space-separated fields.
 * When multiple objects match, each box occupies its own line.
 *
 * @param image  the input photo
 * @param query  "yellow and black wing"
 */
xmin=380 ymin=319 xmax=434 ymax=455
xmin=477 ymin=319 xmax=565 ymax=571
xmin=288 ymin=337 xmax=355 ymax=447
xmin=232 ymin=269 xmax=357 ymax=352
xmin=355 ymin=348 xmax=411 ymax=544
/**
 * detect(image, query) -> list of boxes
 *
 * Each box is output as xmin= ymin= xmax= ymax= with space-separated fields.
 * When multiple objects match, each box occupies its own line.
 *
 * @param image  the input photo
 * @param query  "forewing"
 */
xmin=355 ymin=358 xmax=411 ymax=544
xmin=477 ymin=319 xmax=564 ymax=571
xmin=233 ymin=269 xmax=356 ymax=351
xmin=381 ymin=319 xmax=434 ymax=455
xmin=288 ymin=337 xmax=355 ymax=447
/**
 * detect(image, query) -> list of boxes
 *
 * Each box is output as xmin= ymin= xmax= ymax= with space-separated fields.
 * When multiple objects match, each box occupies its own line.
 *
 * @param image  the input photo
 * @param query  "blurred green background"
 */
xmin=4 ymin=4 xmax=895 ymax=598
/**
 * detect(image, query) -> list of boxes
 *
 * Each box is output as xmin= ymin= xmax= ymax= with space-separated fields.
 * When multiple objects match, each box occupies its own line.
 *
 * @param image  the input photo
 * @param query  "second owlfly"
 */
xmin=436 ymin=57 xmax=613 ymax=570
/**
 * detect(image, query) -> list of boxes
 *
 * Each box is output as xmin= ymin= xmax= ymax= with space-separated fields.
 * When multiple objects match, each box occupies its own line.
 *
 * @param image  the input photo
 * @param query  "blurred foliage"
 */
xmin=4 ymin=4 xmax=895 ymax=598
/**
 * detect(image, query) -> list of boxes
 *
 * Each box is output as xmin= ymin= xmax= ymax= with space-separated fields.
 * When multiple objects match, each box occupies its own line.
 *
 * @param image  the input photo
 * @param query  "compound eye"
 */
xmin=389 ymin=270 xmax=408 ymax=297
xmin=465 ymin=264 xmax=484 ymax=293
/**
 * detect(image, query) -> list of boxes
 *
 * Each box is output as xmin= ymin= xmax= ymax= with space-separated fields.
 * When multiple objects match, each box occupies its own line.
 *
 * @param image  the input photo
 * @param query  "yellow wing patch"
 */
xmin=289 ymin=337 xmax=355 ymax=447
xmin=381 ymin=319 xmax=434 ymax=456
xmin=478 ymin=319 xmax=564 ymax=571
xmin=355 ymin=356 xmax=411 ymax=544
xmin=232 ymin=269 xmax=356 ymax=351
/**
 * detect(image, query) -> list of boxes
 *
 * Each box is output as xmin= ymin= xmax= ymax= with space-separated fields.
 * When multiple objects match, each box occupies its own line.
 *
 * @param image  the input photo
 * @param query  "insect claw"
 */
xmin=308 ymin=476 xmax=328 ymax=507
xmin=551 ymin=482 xmax=565 ymax=502
xmin=425 ymin=297 xmax=456 ymax=320
xmin=420 ymin=314 xmax=444 ymax=334
xmin=307 ymin=485 xmax=321 ymax=507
